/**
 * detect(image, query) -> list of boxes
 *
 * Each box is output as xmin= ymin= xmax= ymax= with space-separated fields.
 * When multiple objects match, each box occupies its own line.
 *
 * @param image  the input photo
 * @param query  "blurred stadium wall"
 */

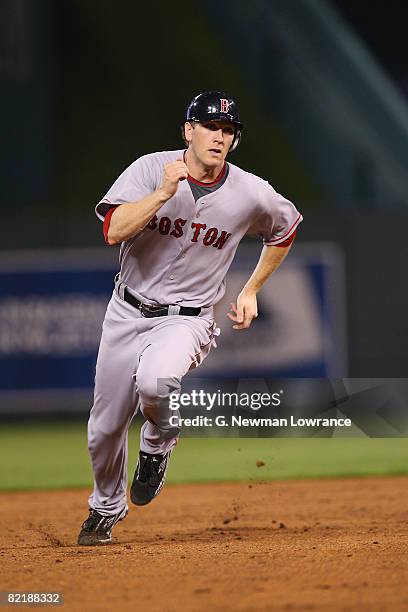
xmin=1 ymin=0 xmax=407 ymax=414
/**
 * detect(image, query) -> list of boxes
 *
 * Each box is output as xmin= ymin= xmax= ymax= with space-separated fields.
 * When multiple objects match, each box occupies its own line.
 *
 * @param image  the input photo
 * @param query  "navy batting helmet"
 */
xmin=184 ymin=91 xmax=243 ymax=151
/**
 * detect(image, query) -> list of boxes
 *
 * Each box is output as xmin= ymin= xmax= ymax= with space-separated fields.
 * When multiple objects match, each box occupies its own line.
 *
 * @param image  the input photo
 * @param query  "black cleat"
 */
xmin=130 ymin=450 xmax=172 ymax=506
xmin=77 ymin=507 xmax=127 ymax=546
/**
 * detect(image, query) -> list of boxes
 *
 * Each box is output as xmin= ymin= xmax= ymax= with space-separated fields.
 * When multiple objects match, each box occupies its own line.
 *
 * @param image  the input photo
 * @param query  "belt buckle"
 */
xmin=141 ymin=302 xmax=168 ymax=318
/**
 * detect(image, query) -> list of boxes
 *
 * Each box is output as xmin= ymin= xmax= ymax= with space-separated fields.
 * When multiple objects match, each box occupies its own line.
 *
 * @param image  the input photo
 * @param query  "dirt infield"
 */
xmin=1 ymin=476 xmax=408 ymax=611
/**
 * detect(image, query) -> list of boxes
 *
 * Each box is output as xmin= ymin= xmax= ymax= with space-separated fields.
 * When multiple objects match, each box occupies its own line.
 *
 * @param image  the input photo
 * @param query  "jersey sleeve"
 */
xmin=95 ymin=156 xmax=156 ymax=221
xmin=248 ymin=180 xmax=303 ymax=246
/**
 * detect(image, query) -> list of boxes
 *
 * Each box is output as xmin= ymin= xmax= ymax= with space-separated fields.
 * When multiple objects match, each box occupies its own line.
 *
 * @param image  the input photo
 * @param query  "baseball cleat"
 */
xmin=130 ymin=450 xmax=172 ymax=506
xmin=77 ymin=507 xmax=128 ymax=546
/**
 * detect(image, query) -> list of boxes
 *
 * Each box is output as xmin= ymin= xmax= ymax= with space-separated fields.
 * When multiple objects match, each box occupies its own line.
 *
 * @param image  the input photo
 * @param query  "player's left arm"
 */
xmin=227 ymin=241 xmax=293 ymax=330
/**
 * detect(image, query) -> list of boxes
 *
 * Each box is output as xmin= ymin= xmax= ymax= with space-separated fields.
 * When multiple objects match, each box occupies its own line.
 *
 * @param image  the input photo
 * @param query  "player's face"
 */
xmin=185 ymin=120 xmax=235 ymax=167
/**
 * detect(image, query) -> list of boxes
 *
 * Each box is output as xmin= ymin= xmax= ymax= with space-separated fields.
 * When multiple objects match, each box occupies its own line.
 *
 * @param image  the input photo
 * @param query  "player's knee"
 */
xmin=135 ymin=373 xmax=180 ymax=406
xmin=88 ymin=416 xmax=127 ymax=448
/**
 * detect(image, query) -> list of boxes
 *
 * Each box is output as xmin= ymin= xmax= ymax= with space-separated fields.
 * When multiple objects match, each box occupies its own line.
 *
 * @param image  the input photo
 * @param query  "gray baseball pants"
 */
xmin=87 ymin=290 xmax=217 ymax=516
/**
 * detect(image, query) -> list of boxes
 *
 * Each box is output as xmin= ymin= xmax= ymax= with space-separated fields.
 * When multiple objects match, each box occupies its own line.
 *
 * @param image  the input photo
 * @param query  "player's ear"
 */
xmin=229 ymin=126 xmax=242 ymax=152
xmin=184 ymin=121 xmax=194 ymax=145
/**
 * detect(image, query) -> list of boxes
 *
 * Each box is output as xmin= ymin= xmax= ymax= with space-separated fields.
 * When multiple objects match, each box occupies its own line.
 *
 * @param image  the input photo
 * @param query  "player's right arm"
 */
xmin=106 ymin=159 xmax=188 ymax=245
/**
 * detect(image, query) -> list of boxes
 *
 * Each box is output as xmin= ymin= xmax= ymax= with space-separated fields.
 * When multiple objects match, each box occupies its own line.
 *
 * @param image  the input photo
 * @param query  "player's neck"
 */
xmin=184 ymin=148 xmax=225 ymax=184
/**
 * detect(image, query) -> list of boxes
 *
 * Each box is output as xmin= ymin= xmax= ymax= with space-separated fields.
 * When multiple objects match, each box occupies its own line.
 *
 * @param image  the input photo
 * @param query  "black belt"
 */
xmin=124 ymin=288 xmax=201 ymax=318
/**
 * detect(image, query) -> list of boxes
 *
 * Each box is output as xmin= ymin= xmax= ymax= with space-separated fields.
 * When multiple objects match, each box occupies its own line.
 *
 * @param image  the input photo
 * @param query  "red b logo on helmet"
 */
xmin=220 ymin=98 xmax=230 ymax=113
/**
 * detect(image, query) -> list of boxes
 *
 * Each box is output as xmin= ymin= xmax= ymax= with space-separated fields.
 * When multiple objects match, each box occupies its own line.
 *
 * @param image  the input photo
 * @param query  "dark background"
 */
xmin=2 ymin=0 xmax=407 ymax=377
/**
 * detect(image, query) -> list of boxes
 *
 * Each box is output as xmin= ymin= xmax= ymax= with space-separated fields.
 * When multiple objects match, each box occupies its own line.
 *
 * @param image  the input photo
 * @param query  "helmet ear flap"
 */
xmin=229 ymin=128 xmax=241 ymax=152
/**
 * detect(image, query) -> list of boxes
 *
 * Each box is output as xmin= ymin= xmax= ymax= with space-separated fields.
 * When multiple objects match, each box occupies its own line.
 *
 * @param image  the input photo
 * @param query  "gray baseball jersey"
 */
xmin=96 ymin=150 xmax=302 ymax=308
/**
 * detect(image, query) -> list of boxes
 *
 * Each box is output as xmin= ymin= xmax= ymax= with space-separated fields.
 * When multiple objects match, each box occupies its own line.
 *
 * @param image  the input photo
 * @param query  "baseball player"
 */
xmin=78 ymin=91 xmax=302 ymax=545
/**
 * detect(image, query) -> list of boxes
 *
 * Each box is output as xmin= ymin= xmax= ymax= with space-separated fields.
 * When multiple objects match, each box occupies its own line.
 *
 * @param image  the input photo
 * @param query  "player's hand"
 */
xmin=158 ymin=159 xmax=189 ymax=201
xmin=227 ymin=291 xmax=258 ymax=330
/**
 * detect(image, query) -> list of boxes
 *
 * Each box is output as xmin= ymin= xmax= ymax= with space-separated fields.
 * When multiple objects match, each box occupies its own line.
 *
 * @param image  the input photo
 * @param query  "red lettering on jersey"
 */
xmin=191 ymin=222 xmax=207 ymax=242
xmin=203 ymin=227 xmax=218 ymax=246
xmin=147 ymin=216 xmax=231 ymax=249
xmin=170 ymin=218 xmax=187 ymax=238
xmin=213 ymin=230 xmax=231 ymax=250
xmin=220 ymin=98 xmax=230 ymax=114
xmin=159 ymin=216 xmax=171 ymax=235
xmin=147 ymin=214 xmax=158 ymax=230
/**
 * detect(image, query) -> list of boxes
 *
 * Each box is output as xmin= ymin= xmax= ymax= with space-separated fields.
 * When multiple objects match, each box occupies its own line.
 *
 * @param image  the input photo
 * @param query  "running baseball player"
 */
xmin=78 ymin=91 xmax=302 ymax=545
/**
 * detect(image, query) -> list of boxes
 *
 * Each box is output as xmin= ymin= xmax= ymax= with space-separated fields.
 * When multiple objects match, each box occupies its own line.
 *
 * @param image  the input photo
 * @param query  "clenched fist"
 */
xmin=158 ymin=159 xmax=189 ymax=201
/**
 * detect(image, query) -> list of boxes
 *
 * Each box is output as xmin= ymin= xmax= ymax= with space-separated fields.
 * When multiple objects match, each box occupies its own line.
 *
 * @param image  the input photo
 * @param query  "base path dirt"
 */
xmin=1 ymin=477 xmax=408 ymax=611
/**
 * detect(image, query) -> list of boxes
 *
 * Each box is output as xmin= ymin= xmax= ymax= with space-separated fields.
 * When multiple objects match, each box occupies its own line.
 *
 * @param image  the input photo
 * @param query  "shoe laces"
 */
xmin=139 ymin=453 xmax=165 ymax=485
xmin=82 ymin=509 xmax=104 ymax=530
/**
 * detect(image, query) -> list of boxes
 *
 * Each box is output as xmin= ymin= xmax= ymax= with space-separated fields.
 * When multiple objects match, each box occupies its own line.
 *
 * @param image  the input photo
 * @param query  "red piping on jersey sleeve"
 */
xmin=103 ymin=205 xmax=119 ymax=243
xmin=274 ymin=230 xmax=296 ymax=248
xmin=266 ymin=213 xmax=302 ymax=245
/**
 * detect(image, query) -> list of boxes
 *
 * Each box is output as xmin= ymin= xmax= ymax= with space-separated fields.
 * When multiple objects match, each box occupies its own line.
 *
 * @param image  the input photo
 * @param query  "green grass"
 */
xmin=0 ymin=422 xmax=407 ymax=491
